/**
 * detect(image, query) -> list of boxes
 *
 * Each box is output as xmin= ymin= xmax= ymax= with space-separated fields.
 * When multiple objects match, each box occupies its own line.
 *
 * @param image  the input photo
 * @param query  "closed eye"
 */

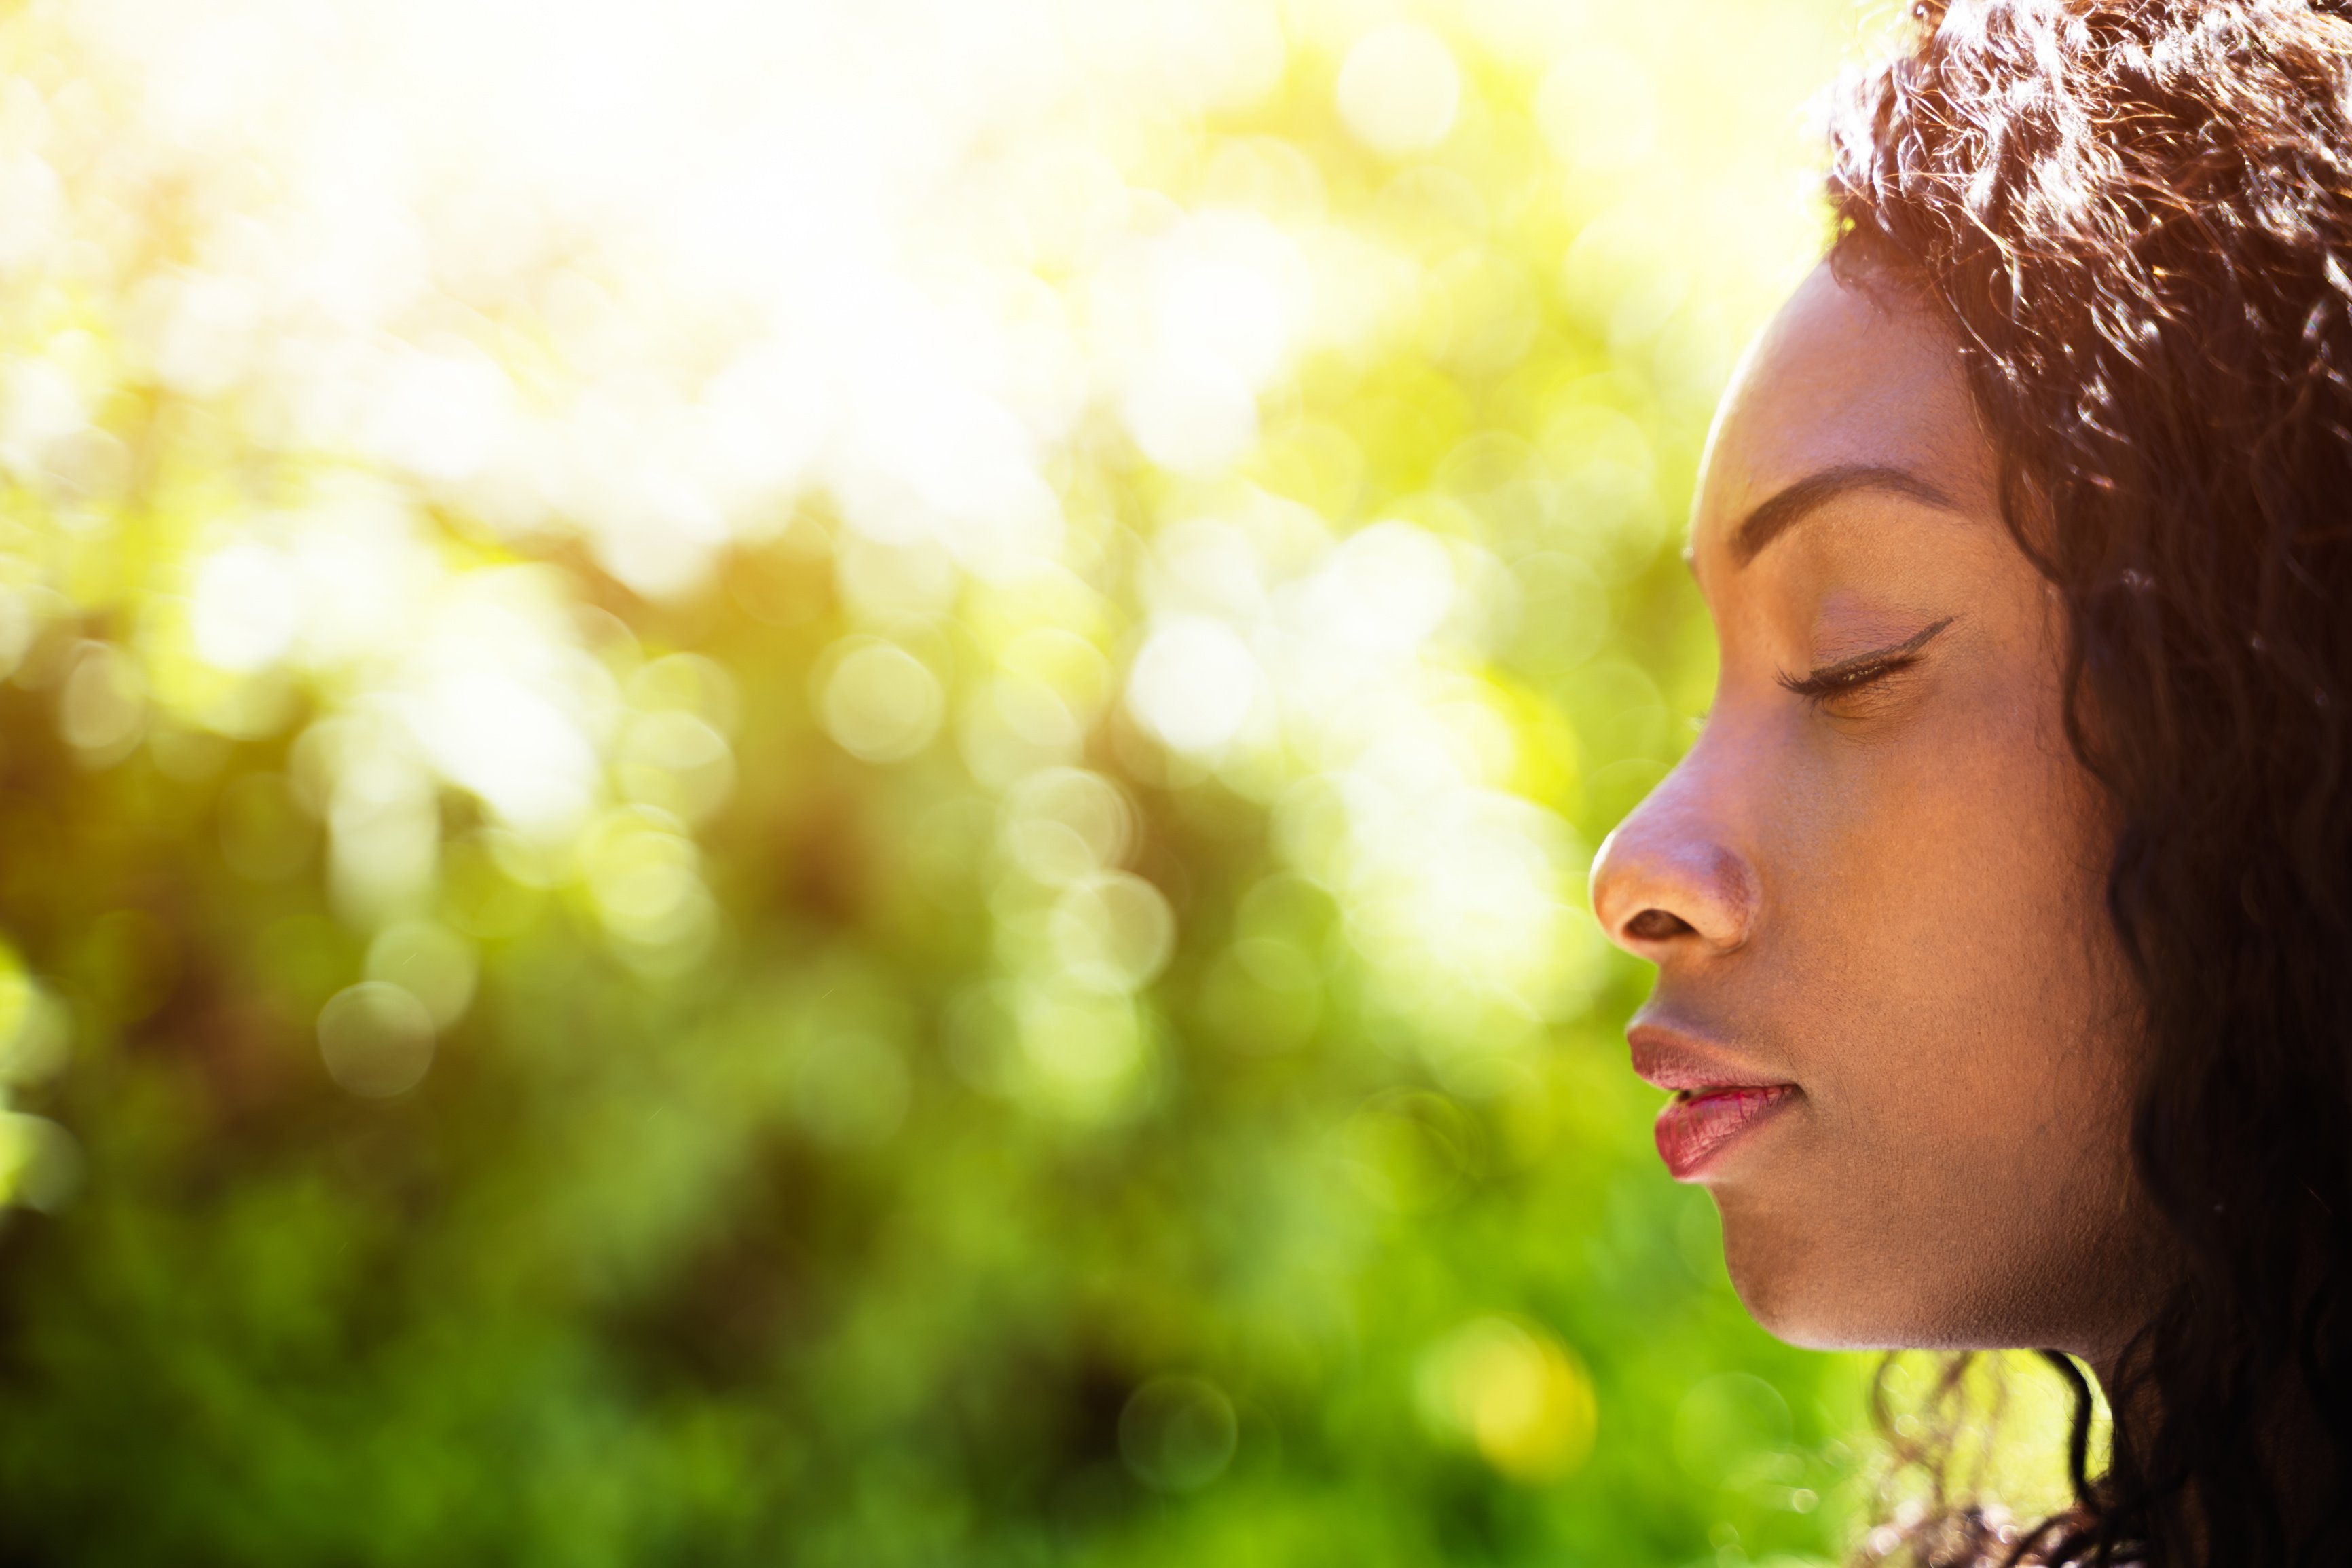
xmin=1777 ymin=617 xmax=1955 ymax=704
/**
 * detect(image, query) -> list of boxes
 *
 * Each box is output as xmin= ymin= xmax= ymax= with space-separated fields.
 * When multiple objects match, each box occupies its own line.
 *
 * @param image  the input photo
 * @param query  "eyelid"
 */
xmin=1778 ymin=616 xmax=1955 ymax=699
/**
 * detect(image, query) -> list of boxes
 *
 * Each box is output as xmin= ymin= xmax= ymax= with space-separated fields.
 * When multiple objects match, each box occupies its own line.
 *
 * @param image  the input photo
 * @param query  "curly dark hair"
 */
xmin=1825 ymin=1 xmax=2352 ymax=1563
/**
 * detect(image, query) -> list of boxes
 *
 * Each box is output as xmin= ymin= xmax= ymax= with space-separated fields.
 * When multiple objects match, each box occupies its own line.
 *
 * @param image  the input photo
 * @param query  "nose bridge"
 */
xmin=1590 ymin=724 xmax=1760 ymax=956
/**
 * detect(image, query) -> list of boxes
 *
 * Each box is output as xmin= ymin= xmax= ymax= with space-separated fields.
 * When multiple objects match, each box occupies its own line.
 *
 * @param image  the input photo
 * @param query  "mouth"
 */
xmin=1652 ymin=1084 xmax=1798 ymax=1180
xmin=1628 ymin=1021 xmax=1799 ymax=1181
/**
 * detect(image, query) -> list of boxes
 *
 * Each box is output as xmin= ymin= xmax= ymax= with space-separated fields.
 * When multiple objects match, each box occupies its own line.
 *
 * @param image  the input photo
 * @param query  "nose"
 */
xmin=1589 ymin=754 xmax=1761 ymax=961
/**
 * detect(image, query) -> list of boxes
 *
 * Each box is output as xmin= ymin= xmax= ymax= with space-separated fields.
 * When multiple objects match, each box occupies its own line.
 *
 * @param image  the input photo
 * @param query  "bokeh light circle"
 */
xmin=1336 ymin=25 xmax=1461 ymax=156
xmin=1120 ymin=1375 xmax=1239 ymax=1492
xmin=819 ymin=639 xmax=946 ymax=764
xmin=317 ymin=980 xmax=437 ymax=1098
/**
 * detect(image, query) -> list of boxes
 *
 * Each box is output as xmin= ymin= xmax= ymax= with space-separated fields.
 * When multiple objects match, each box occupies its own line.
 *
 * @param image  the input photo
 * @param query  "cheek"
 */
xmin=1727 ymin=677 xmax=2139 ymax=1341
xmin=1775 ymin=684 xmax=2114 ymax=1110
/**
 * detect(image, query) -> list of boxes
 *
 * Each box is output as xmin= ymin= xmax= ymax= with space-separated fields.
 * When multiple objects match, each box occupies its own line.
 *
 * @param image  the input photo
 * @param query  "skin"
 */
xmin=1587 ymin=261 xmax=2167 ymax=1361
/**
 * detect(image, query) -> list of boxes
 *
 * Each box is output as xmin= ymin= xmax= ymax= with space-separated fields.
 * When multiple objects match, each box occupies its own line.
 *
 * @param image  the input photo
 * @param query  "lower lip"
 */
xmin=1654 ymin=1086 xmax=1798 ymax=1180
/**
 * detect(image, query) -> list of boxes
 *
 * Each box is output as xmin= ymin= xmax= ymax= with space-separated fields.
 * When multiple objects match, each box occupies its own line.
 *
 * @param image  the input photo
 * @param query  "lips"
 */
xmin=1653 ymin=1085 xmax=1797 ymax=1180
xmin=1628 ymin=1022 xmax=1799 ymax=1180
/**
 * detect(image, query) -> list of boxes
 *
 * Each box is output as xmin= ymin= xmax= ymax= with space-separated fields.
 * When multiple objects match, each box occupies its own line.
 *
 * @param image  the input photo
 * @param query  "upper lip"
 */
xmin=1628 ymin=1019 xmax=1797 ymax=1095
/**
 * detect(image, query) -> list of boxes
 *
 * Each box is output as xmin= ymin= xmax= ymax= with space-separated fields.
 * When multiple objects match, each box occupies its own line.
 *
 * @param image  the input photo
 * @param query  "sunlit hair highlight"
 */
xmin=1827 ymin=1 xmax=2352 ymax=1563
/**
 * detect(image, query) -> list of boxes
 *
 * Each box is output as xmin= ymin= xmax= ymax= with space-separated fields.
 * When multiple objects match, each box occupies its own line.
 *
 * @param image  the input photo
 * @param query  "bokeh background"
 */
xmin=0 ymin=0 xmax=2078 ymax=1562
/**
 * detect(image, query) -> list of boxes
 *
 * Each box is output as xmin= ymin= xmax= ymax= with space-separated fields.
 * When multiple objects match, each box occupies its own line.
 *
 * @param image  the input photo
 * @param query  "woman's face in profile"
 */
xmin=1590 ymin=263 xmax=2163 ymax=1358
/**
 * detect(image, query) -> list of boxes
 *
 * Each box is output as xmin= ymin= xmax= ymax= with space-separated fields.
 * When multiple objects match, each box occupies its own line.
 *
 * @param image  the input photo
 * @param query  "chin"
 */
xmin=1724 ymin=1254 xmax=1845 ymax=1349
xmin=1716 ymin=1196 xmax=1919 ymax=1351
xmin=1730 ymin=1269 xmax=1888 ymax=1350
xmin=1716 ymin=1195 xmax=2046 ymax=1353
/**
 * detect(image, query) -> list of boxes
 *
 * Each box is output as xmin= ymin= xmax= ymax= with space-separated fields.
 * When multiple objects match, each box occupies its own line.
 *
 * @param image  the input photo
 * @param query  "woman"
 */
xmin=1589 ymin=1 xmax=2352 ymax=1561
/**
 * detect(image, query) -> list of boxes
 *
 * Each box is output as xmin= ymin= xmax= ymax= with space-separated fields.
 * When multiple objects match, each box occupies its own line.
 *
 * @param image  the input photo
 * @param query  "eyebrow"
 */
xmin=1729 ymin=463 xmax=1962 ymax=567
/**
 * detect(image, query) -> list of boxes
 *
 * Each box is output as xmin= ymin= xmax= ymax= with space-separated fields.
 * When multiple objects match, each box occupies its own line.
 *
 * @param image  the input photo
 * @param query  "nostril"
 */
xmin=1623 ymin=907 xmax=1696 ymax=942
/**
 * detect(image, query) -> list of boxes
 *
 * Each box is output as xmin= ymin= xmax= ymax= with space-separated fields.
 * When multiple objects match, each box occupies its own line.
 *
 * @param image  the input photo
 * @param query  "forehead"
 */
xmin=1693 ymin=261 xmax=1993 ymax=561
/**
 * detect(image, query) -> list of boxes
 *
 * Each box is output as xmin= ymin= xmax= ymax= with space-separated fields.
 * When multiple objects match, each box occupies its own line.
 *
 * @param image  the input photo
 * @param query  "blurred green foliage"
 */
xmin=0 ymin=0 xmax=1978 ymax=1562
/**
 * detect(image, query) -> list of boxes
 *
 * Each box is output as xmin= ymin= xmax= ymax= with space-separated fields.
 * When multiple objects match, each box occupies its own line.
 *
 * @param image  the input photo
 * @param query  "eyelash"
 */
xmin=1776 ymin=618 xmax=1955 ymax=709
xmin=1778 ymin=656 xmax=1917 ymax=707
